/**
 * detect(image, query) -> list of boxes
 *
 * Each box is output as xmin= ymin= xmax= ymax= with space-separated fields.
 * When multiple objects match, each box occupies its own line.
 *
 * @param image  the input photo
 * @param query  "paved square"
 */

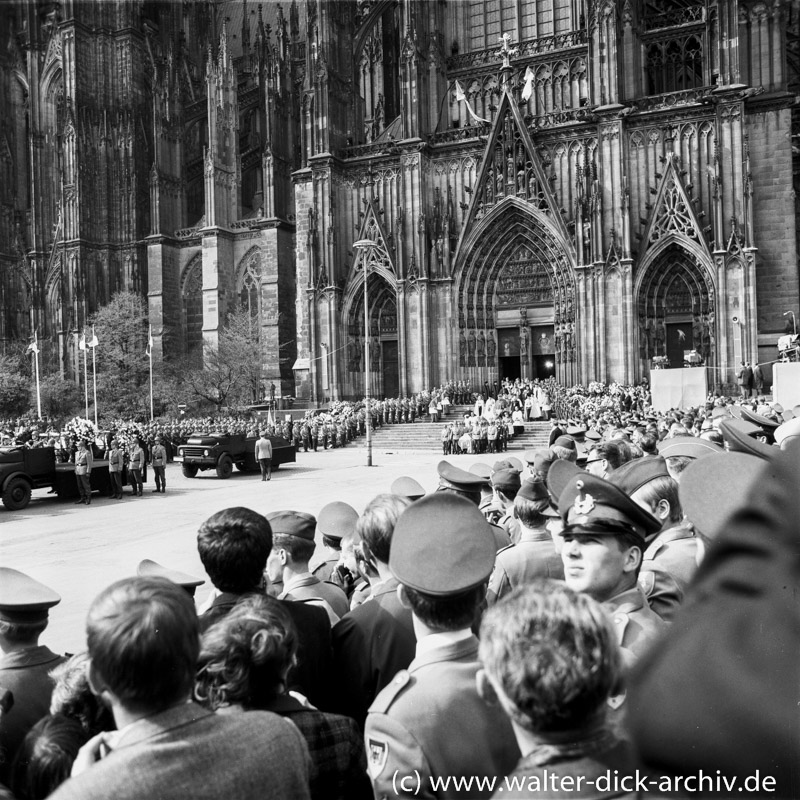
xmin=0 ymin=446 xmax=485 ymax=653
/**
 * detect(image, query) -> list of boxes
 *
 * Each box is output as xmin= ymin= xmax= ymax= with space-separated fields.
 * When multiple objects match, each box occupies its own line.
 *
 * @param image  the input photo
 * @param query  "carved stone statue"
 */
xmin=519 ymin=326 xmax=528 ymax=357
xmin=459 ymin=330 xmax=467 ymax=367
xmin=487 ymin=331 xmax=496 ymax=358
xmin=477 ymin=331 xmax=485 ymax=359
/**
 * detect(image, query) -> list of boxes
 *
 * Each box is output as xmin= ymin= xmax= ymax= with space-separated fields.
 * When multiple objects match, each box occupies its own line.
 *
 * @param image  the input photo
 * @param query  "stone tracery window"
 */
xmin=467 ymin=0 xmax=578 ymax=52
xmin=646 ymin=34 xmax=704 ymax=94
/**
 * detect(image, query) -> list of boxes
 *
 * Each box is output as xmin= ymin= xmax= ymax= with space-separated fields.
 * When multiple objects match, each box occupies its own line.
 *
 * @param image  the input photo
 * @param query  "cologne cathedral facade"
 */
xmin=1 ymin=0 xmax=798 ymax=401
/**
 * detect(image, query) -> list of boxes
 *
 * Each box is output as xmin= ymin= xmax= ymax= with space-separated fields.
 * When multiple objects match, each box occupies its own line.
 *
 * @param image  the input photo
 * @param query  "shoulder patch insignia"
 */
xmin=367 ymin=737 xmax=389 ymax=779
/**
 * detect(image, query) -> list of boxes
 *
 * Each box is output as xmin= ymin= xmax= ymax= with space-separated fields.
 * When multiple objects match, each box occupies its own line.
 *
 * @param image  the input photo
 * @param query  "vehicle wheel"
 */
xmin=182 ymin=464 xmax=199 ymax=478
xmin=216 ymin=455 xmax=233 ymax=479
xmin=271 ymin=463 xmax=280 ymax=471
xmin=2 ymin=477 xmax=32 ymax=510
xmin=235 ymin=462 xmax=247 ymax=472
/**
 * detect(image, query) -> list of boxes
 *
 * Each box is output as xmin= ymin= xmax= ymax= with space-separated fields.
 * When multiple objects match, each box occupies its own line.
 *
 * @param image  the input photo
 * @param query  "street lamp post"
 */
xmin=784 ymin=310 xmax=797 ymax=336
xmin=354 ymin=239 xmax=375 ymax=467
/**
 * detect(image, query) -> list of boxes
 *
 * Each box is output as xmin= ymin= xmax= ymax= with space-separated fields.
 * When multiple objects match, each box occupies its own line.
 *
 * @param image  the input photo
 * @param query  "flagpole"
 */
xmin=34 ymin=332 xmax=41 ymax=420
xmin=82 ymin=330 xmax=89 ymax=421
xmin=91 ymin=326 xmax=98 ymax=428
xmin=149 ymin=326 xmax=154 ymax=422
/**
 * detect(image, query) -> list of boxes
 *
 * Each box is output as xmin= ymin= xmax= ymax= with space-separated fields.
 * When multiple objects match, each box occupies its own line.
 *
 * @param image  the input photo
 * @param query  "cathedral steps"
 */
xmin=366 ymin=420 xmax=552 ymax=453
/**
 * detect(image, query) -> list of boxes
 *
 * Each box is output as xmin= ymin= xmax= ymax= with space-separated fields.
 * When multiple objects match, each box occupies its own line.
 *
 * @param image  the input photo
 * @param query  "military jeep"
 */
xmin=175 ymin=432 xmax=295 ymax=479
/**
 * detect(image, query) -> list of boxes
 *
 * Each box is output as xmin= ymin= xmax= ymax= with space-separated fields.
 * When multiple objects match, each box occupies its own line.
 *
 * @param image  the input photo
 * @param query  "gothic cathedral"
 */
xmin=1 ymin=0 xmax=798 ymax=400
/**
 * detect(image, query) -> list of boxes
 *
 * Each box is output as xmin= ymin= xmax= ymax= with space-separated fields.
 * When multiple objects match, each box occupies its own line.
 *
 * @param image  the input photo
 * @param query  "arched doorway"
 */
xmin=454 ymin=199 xmax=577 ymax=386
xmin=346 ymin=273 xmax=399 ymax=399
xmin=637 ymin=243 xmax=715 ymax=371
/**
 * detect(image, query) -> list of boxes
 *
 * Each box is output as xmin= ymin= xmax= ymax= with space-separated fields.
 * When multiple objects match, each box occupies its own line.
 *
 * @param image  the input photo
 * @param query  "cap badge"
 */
xmin=573 ymin=481 xmax=596 ymax=516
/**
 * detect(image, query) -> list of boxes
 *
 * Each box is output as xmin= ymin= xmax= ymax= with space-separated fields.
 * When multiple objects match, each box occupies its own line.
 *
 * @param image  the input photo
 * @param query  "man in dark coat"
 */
xmin=196 ymin=507 xmax=333 ymax=710
xmin=332 ymin=494 xmax=416 ymax=728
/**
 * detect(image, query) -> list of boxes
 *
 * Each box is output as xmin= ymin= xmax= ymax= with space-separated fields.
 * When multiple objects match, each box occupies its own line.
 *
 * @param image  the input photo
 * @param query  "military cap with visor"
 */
xmin=389 ymin=493 xmax=496 ymax=596
xmin=557 ymin=473 xmax=660 ymax=541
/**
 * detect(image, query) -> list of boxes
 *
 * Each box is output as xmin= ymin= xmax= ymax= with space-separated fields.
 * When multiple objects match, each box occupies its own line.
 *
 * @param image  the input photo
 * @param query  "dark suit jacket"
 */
xmin=0 ymin=645 xmax=65 ymax=784
xmin=199 ymin=592 xmax=333 ymax=710
xmin=49 ymin=702 xmax=311 ymax=800
xmin=331 ymin=577 xmax=416 ymax=727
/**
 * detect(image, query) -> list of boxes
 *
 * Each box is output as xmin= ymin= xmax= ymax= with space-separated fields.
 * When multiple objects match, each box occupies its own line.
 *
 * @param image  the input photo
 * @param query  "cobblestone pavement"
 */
xmin=0 ymin=446 xmax=482 ymax=653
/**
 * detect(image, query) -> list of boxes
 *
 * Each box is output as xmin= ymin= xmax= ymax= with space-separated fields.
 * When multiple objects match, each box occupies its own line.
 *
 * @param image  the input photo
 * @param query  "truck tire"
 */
xmin=216 ymin=455 xmax=233 ymax=479
xmin=182 ymin=464 xmax=199 ymax=478
xmin=235 ymin=462 xmax=247 ymax=472
xmin=2 ymin=477 xmax=32 ymax=510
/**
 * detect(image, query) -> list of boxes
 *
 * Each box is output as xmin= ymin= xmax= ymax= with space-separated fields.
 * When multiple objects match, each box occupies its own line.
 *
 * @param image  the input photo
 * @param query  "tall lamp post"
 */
xmin=354 ymin=239 xmax=376 ymax=467
xmin=784 ymin=310 xmax=797 ymax=336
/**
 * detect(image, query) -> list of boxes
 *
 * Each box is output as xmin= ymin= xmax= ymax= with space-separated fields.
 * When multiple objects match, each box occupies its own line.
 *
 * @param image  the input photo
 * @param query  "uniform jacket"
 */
xmin=74 ymin=448 xmax=93 ymax=475
xmin=311 ymin=557 xmax=340 ymax=584
xmin=264 ymin=694 xmax=372 ymax=800
xmin=108 ymin=447 xmax=124 ymax=472
xmin=150 ymin=444 xmax=167 ymax=467
xmin=487 ymin=527 xmax=564 ymax=605
xmin=129 ymin=445 xmax=145 ymax=470
xmin=0 ymin=645 xmax=66 ymax=784
xmin=638 ymin=522 xmax=698 ymax=621
xmin=281 ymin=573 xmax=350 ymax=624
xmin=604 ymin=587 xmax=666 ymax=669
xmin=199 ymin=592 xmax=333 ymax=711
xmin=365 ymin=635 xmax=520 ymax=799
xmin=48 ymin=702 xmax=311 ymax=800
xmin=331 ymin=577 xmax=416 ymax=728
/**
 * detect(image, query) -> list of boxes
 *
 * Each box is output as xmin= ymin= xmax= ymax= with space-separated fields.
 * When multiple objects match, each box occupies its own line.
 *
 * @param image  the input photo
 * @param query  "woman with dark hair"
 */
xmin=195 ymin=595 xmax=370 ymax=800
xmin=10 ymin=715 xmax=87 ymax=800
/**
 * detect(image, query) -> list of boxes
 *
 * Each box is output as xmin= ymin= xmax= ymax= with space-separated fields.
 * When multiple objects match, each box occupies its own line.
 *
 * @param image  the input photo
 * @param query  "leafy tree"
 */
xmin=37 ymin=373 xmax=83 ymax=420
xmin=89 ymin=291 xmax=149 ymax=417
xmin=0 ymin=355 xmax=30 ymax=417
xmin=184 ymin=308 xmax=263 ymax=412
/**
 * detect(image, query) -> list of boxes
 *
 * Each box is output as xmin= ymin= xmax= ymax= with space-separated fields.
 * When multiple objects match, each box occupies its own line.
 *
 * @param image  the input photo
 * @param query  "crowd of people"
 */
xmin=1 ymin=372 xmax=798 ymax=799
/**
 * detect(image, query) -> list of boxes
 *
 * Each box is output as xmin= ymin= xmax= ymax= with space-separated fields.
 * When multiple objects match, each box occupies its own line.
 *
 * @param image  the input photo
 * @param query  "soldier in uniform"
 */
xmin=609 ymin=456 xmax=698 ymax=621
xmin=0 ymin=568 xmax=66 ymax=785
xmin=364 ymin=494 xmax=519 ymax=798
xmin=487 ymin=479 xmax=564 ymax=605
xmin=267 ymin=510 xmax=349 ymax=625
xmin=552 ymin=471 xmax=665 ymax=668
xmin=436 ymin=461 xmax=510 ymax=551
xmin=390 ymin=476 xmax=426 ymax=502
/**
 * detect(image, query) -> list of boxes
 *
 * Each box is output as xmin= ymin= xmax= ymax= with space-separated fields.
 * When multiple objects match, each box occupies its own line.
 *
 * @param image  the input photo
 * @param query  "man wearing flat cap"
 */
xmin=556 ymin=475 xmax=666 ymax=667
xmin=487 ymin=479 xmax=563 ymax=605
xmin=365 ymin=494 xmax=519 ymax=798
xmin=0 ymin=568 xmax=66 ymax=783
xmin=267 ymin=510 xmax=349 ymax=625
xmin=610 ymin=457 xmax=698 ymax=621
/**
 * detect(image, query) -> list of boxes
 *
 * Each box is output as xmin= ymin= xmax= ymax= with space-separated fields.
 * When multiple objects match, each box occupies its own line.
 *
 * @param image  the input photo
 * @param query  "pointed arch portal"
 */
xmin=455 ymin=199 xmax=578 ymax=385
xmin=636 ymin=242 xmax=715 ymax=370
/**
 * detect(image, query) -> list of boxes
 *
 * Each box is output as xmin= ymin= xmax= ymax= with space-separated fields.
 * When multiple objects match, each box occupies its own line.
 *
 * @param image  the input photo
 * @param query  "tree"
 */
xmin=184 ymin=308 xmax=263 ymax=412
xmin=37 ymin=374 xmax=82 ymax=420
xmin=0 ymin=355 xmax=30 ymax=417
xmin=89 ymin=291 xmax=149 ymax=418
